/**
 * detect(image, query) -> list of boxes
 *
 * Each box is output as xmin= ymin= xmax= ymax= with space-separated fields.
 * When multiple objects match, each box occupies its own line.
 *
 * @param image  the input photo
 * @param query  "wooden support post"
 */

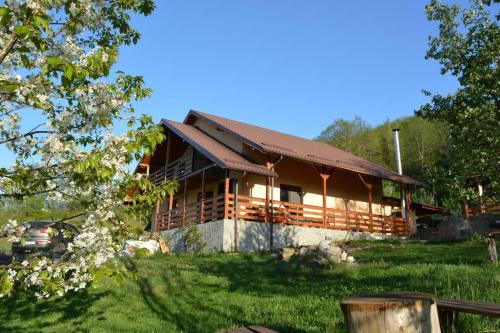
xmin=200 ymin=169 xmax=205 ymax=224
xmin=314 ymin=165 xmax=334 ymax=229
xmin=265 ymin=161 xmax=273 ymax=223
xmin=265 ymin=175 xmax=270 ymax=223
xmin=344 ymin=199 xmax=350 ymax=228
xmin=223 ymin=170 xmax=230 ymax=219
xmin=153 ymin=199 xmax=160 ymax=232
xmin=167 ymin=193 xmax=173 ymax=229
xmin=358 ymin=174 xmax=374 ymax=232
xmin=234 ymin=179 xmax=239 ymax=251
xmin=182 ymin=177 xmax=187 ymax=226
xmin=320 ymin=174 xmax=329 ymax=228
xmin=439 ymin=308 xmax=458 ymax=333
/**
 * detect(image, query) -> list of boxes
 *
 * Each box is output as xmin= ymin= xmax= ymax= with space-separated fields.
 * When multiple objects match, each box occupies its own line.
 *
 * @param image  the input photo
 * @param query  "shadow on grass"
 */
xmin=0 ymin=241 xmax=495 ymax=333
xmin=0 ymin=288 xmax=110 ymax=333
xmin=123 ymin=256 xmax=306 ymax=332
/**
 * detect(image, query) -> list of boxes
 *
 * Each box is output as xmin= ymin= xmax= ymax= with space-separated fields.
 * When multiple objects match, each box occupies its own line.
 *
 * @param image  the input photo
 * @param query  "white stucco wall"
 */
xmin=161 ymin=219 xmax=403 ymax=253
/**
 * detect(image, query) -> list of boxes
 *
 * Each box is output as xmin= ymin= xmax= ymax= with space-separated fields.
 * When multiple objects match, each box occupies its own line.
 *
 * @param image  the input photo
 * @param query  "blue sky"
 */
xmin=116 ymin=0 xmax=459 ymax=135
xmin=2 ymin=0 xmax=464 ymax=166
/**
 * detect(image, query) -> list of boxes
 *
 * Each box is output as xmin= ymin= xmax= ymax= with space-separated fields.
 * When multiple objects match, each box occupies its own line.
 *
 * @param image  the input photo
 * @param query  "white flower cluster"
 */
xmin=1 ymin=219 xmax=18 ymax=235
xmin=0 ymin=0 xmax=158 ymax=298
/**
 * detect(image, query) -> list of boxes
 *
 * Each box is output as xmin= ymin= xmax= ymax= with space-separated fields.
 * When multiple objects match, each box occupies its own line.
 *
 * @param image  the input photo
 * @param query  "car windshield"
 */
xmin=23 ymin=221 xmax=52 ymax=229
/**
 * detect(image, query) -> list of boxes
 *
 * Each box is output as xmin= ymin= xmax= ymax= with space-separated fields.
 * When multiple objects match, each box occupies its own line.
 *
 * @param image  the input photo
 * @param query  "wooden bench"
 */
xmin=437 ymin=298 xmax=500 ymax=332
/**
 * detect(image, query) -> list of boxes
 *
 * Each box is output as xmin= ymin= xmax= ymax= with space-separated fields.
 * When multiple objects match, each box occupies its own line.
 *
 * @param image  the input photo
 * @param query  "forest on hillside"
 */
xmin=316 ymin=116 xmax=458 ymax=211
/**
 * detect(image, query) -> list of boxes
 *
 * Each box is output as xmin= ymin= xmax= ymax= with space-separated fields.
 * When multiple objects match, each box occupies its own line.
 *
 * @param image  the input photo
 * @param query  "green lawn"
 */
xmin=0 ymin=240 xmax=498 ymax=333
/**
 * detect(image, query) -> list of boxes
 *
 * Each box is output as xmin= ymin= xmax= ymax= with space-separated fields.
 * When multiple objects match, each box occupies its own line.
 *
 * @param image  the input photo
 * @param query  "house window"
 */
xmin=280 ymin=184 xmax=302 ymax=204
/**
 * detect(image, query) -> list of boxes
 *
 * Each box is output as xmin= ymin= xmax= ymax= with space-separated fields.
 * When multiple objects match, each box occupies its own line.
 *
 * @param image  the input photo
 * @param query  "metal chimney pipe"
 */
xmin=392 ymin=128 xmax=406 ymax=218
xmin=393 ymin=128 xmax=403 ymax=175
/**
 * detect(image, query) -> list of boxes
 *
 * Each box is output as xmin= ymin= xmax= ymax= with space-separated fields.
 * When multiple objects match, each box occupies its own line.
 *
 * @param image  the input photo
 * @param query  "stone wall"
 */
xmin=161 ymin=219 xmax=402 ymax=253
xmin=161 ymin=220 xmax=226 ymax=252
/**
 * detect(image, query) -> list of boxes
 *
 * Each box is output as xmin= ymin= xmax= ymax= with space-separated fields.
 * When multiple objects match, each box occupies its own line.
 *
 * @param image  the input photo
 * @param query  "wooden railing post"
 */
xmin=200 ymin=169 xmax=205 ymax=224
xmin=182 ymin=177 xmax=187 ymax=226
xmin=224 ymin=170 xmax=230 ymax=220
xmin=264 ymin=161 xmax=273 ymax=223
xmin=167 ymin=193 xmax=173 ymax=229
xmin=153 ymin=199 xmax=160 ymax=233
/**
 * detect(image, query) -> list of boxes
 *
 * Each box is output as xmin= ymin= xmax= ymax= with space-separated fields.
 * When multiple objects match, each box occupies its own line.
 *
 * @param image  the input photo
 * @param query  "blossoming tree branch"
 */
xmin=0 ymin=0 xmax=177 ymax=298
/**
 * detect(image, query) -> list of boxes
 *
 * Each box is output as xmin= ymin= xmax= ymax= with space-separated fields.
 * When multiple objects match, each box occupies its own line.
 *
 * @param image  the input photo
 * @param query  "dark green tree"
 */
xmin=417 ymin=0 xmax=500 ymax=202
xmin=317 ymin=116 xmax=448 ymax=205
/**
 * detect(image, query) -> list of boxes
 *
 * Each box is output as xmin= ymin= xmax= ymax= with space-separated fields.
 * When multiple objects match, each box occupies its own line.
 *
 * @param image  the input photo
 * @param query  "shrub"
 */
xmin=183 ymin=225 xmax=205 ymax=253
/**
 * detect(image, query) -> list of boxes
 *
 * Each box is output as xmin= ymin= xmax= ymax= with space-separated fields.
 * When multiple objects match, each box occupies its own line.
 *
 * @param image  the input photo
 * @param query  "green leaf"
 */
xmin=46 ymin=57 xmax=65 ymax=67
xmin=20 ymin=54 xmax=30 ymax=67
xmin=0 ymin=7 xmax=10 ymax=26
xmin=63 ymin=63 xmax=76 ymax=80
xmin=34 ymin=16 xmax=50 ymax=32
xmin=0 ymin=80 xmax=20 ymax=93
xmin=14 ymin=25 xmax=30 ymax=38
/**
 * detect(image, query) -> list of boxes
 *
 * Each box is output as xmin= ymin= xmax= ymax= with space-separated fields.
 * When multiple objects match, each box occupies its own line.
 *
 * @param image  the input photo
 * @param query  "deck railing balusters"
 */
xmin=154 ymin=194 xmax=409 ymax=236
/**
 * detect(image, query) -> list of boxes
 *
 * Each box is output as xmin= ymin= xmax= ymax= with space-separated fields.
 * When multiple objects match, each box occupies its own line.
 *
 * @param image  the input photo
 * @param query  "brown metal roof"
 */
xmin=185 ymin=110 xmax=425 ymax=186
xmin=161 ymin=119 xmax=277 ymax=177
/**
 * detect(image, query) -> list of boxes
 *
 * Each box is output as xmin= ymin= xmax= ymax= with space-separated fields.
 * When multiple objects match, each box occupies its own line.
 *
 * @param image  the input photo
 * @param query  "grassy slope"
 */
xmin=0 ymin=240 xmax=498 ymax=333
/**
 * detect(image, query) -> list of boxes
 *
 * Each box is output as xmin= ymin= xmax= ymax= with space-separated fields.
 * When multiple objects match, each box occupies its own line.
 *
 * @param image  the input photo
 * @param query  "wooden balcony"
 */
xmin=155 ymin=193 xmax=410 ymax=237
xmin=149 ymin=153 xmax=193 ymax=186
xmin=155 ymin=194 xmax=225 ymax=230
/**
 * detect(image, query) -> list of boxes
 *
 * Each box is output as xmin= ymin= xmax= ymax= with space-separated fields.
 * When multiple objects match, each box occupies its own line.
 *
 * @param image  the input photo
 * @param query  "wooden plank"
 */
xmin=437 ymin=299 xmax=500 ymax=318
xmin=224 ymin=171 xmax=230 ymax=219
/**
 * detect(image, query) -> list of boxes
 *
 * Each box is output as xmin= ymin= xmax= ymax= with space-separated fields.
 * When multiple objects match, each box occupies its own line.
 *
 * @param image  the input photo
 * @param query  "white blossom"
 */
xmin=0 ymin=0 xmax=159 ymax=299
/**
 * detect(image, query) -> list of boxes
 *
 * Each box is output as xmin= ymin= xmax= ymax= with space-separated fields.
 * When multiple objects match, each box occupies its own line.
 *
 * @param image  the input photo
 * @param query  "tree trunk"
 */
xmin=341 ymin=293 xmax=441 ymax=333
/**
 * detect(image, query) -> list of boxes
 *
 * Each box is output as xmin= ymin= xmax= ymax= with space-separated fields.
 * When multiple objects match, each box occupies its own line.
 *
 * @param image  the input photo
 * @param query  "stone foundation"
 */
xmin=160 ymin=219 xmax=404 ymax=252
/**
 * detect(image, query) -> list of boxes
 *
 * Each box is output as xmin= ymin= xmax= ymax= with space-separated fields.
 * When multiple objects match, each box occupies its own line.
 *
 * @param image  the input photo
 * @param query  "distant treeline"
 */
xmin=316 ymin=116 xmax=461 ymax=212
xmin=0 ymin=196 xmax=86 ymax=227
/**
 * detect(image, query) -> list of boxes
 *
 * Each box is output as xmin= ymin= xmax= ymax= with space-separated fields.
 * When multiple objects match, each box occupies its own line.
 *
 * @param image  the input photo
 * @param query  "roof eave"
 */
xmin=161 ymin=119 xmax=277 ymax=178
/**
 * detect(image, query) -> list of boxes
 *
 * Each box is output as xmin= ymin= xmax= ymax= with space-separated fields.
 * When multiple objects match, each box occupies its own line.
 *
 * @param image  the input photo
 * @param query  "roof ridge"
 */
xmin=182 ymin=110 xmax=424 ymax=186
xmin=188 ymin=110 xmax=404 ymax=176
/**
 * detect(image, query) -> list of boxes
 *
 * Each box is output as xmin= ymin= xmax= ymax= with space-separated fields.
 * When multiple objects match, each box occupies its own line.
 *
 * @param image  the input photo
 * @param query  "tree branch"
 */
xmin=0 ymin=32 xmax=18 ymax=65
xmin=0 ymin=130 xmax=53 ymax=145
xmin=0 ymin=186 xmax=59 ymax=199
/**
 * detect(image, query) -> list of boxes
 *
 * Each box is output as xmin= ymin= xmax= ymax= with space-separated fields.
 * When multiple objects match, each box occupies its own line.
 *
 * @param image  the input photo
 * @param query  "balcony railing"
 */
xmin=155 ymin=193 xmax=410 ymax=236
xmin=149 ymin=154 xmax=193 ymax=186
xmin=155 ymin=194 xmax=225 ymax=230
xmin=227 ymin=194 xmax=409 ymax=236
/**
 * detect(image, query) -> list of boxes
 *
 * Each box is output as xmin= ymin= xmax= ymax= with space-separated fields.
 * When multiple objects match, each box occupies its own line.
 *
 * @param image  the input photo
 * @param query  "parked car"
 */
xmin=12 ymin=221 xmax=79 ymax=260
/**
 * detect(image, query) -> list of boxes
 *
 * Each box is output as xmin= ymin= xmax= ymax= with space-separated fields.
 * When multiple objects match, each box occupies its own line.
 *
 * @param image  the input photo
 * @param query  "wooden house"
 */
xmin=135 ymin=110 xmax=424 ymax=251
